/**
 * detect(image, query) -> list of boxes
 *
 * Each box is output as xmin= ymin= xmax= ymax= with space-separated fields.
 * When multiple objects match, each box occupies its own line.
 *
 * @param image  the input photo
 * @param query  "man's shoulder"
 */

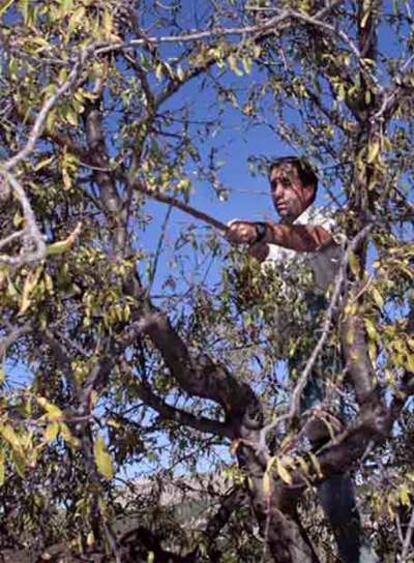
xmin=295 ymin=204 xmax=347 ymax=248
xmin=294 ymin=204 xmax=336 ymax=230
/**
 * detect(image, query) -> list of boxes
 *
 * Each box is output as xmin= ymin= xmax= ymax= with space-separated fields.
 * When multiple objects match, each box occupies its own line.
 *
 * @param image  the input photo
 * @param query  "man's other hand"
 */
xmin=226 ymin=220 xmax=258 ymax=244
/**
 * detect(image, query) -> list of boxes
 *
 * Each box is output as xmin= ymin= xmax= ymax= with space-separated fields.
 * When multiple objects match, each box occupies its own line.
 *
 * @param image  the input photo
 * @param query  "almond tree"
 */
xmin=0 ymin=1 xmax=413 ymax=561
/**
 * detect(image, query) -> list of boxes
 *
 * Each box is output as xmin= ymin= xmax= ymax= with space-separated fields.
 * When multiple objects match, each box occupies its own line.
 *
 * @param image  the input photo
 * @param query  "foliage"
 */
xmin=0 ymin=1 xmax=413 ymax=562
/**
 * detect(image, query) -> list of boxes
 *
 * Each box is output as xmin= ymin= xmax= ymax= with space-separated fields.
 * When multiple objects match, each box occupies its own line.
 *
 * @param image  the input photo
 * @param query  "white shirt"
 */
xmin=263 ymin=205 xmax=344 ymax=293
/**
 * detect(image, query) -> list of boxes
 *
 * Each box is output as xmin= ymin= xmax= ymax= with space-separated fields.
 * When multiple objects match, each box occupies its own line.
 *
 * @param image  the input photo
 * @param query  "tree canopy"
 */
xmin=0 ymin=1 xmax=413 ymax=561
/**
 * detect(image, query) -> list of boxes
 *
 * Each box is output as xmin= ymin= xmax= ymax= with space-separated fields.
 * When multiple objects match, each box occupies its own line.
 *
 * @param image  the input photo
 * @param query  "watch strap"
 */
xmin=255 ymin=222 xmax=268 ymax=243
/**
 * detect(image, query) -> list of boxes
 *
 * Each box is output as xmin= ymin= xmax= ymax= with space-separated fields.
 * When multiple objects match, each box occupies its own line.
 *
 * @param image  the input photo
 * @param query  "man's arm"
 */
xmin=226 ymin=220 xmax=333 ymax=252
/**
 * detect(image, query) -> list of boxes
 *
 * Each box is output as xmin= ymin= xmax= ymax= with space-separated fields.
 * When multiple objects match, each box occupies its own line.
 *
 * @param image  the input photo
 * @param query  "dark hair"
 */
xmin=268 ymin=157 xmax=318 ymax=198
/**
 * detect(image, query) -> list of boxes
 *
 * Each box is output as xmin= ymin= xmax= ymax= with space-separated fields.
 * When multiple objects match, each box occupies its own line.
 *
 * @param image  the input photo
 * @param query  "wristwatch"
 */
xmin=255 ymin=222 xmax=268 ymax=243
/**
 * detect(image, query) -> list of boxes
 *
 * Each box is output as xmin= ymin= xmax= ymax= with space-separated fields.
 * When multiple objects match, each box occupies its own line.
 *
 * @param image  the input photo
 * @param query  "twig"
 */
xmin=0 ymin=324 xmax=31 ymax=357
xmin=148 ymin=204 xmax=173 ymax=292
xmin=135 ymin=182 xmax=228 ymax=232
xmin=0 ymin=229 xmax=24 ymax=251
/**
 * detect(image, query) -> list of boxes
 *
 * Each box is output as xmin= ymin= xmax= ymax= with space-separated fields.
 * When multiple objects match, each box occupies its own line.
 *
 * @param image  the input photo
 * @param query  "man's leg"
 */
xmin=317 ymin=474 xmax=361 ymax=563
xmin=294 ymin=296 xmax=378 ymax=561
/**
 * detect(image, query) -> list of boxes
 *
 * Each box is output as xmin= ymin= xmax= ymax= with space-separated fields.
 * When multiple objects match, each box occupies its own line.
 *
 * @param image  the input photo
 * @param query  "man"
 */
xmin=227 ymin=157 xmax=341 ymax=290
xmin=226 ymin=157 xmax=376 ymax=563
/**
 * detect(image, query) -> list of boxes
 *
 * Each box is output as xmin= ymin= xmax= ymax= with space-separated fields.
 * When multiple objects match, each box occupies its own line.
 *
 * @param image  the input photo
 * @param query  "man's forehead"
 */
xmin=270 ymin=163 xmax=299 ymax=181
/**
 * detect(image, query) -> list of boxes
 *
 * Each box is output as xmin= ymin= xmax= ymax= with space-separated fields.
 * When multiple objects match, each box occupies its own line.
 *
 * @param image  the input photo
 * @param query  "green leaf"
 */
xmin=371 ymin=286 xmax=384 ymax=309
xmin=94 ymin=435 xmax=114 ymax=480
xmin=47 ymin=223 xmax=81 ymax=255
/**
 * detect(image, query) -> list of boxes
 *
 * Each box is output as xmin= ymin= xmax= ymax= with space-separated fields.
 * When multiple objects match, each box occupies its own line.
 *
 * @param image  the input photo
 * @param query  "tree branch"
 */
xmin=135 ymin=378 xmax=232 ymax=438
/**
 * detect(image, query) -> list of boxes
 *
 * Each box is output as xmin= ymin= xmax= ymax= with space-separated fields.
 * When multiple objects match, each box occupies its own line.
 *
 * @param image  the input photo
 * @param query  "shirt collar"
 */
xmin=292 ymin=204 xmax=314 ymax=225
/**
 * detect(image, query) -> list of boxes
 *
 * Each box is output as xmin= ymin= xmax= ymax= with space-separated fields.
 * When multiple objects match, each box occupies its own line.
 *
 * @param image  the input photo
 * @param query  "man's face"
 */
xmin=269 ymin=164 xmax=315 ymax=221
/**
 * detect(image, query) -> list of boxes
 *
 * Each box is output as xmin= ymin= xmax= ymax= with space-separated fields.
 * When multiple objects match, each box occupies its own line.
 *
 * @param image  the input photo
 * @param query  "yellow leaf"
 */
xmin=60 ymin=423 xmax=79 ymax=448
xmin=361 ymin=8 xmax=370 ymax=28
xmin=62 ymin=167 xmax=72 ymax=190
xmin=86 ymin=531 xmax=95 ymax=547
xmin=227 ymin=54 xmax=243 ymax=76
xmin=176 ymin=66 xmax=185 ymax=81
xmin=371 ymin=286 xmax=384 ymax=309
xmin=229 ymin=439 xmax=240 ymax=455
xmin=0 ymin=424 xmax=20 ymax=449
xmin=155 ymin=63 xmax=163 ymax=81
xmin=37 ymin=397 xmax=63 ymax=420
xmin=46 ymin=222 xmax=81 ymax=255
xmin=348 ymin=252 xmax=360 ymax=276
xmin=44 ymin=422 xmax=59 ymax=443
xmin=367 ymin=142 xmax=380 ymax=164
xmin=94 ymin=435 xmax=114 ymax=479
xmin=365 ymin=318 xmax=378 ymax=341
xmin=308 ymin=452 xmax=323 ymax=479
xmin=65 ymin=106 xmax=78 ymax=127
xmin=0 ymin=451 xmax=4 ymax=486
xmin=262 ymin=471 xmax=272 ymax=496
xmin=242 ymin=57 xmax=252 ymax=74
xmin=297 ymin=456 xmax=309 ymax=475
xmin=345 ymin=328 xmax=354 ymax=345
xmin=399 ymin=485 xmax=411 ymax=507
xmin=276 ymin=458 xmax=293 ymax=485
xmin=0 ymin=0 xmax=14 ymax=16
xmin=60 ymin=0 xmax=73 ymax=13
xmin=103 ymin=10 xmax=113 ymax=38
xmin=12 ymin=450 xmax=25 ymax=478
xmin=34 ymin=155 xmax=54 ymax=171
xmin=68 ymin=6 xmax=86 ymax=31
xmin=18 ymin=266 xmax=43 ymax=316
xmin=44 ymin=273 xmax=53 ymax=294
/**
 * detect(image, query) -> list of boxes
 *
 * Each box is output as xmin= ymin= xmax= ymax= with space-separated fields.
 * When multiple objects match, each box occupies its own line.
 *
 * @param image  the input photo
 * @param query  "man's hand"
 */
xmin=226 ymin=220 xmax=258 ymax=244
xmin=248 ymin=242 xmax=270 ymax=263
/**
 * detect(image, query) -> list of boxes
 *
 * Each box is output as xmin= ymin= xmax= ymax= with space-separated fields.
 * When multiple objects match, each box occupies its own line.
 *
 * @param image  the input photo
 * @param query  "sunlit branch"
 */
xmin=135 ymin=181 xmax=228 ymax=232
xmin=0 ymin=171 xmax=46 ymax=265
xmin=94 ymin=0 xmax=345 ymax=55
